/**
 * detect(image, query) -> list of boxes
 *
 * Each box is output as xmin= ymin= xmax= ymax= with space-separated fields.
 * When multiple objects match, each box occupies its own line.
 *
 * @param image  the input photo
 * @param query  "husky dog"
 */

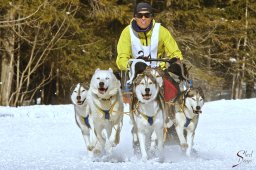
xmin=71 ymin=83 xmax=97 ymax=152
xmin=87 ymin=68 xmax=123 ymax=154
xmin=131 ymin=70 xmax=165 ymax=160
xmin=149 ymin=67 xmax=165 ymax=88
xmin=173 ymin=87 xmax=204 ymax=156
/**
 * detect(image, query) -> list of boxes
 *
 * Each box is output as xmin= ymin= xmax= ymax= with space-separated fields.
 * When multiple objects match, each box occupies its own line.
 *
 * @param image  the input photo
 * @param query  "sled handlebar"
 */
xmin=127 ymin=57 xmax=190 ymax=81
xmin=128 ymin=57 xmax=178 ymax=65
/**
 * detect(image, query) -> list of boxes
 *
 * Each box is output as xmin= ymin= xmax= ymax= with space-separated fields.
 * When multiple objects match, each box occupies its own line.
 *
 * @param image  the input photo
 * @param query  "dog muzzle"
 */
xmin=98 ymin=87 xmax=108 ymax=94
xmin=192 ymin=106 xmax=202 ymax=114
xmin=142 ymin=93 xmax=152 ymax=100
xmin=77 ymin=98 xmax=86 ymax=105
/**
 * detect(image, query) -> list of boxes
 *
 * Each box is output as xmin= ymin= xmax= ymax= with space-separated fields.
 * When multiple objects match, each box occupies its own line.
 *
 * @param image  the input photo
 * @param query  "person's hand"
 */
xmin=167 ymin=58 xmax=178 ymax=65
xmin=168 ymin=62 xmax=182 ymax=77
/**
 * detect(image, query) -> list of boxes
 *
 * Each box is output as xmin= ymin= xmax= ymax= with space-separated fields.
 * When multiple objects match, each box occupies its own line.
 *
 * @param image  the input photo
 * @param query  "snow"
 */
xmin=0 ymin=99 xmax=256 ymax=170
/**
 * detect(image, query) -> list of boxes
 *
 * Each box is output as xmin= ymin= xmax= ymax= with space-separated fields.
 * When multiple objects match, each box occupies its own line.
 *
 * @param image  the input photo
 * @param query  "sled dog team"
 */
xmin=71 ymin=67 xmax=204 ymax=160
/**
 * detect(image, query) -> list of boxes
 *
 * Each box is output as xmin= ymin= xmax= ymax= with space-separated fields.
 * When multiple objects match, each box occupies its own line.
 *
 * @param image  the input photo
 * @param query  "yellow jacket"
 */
xmin=116 ymin=19 xmax=183 ymax=70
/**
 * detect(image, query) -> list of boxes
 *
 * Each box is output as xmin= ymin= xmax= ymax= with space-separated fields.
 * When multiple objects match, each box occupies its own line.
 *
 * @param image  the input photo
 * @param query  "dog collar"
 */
xmin=100 ymin=96 xmax=112 ymax=101
xmin=92 ymin=93 xmax=112 ymax=101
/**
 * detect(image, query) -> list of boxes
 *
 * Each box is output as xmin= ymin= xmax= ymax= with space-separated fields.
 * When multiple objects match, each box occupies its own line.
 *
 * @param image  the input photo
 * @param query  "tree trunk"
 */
xmin=1 ymin=56 xmax=14 ymax=106
xmin=238 ymin=0 xmax=248 ymax=99
xmin=0 ymin=8 xmax=16 ymax=106
xmin=231 ymin=71 xmax=236 ymax=99
xmin=231 ymin=39 xmax=240 ymax=100
xmin=235 ymin=71 xmax=241 ymax=99
xmin=245 ymin=80 xmax=254 ymax=98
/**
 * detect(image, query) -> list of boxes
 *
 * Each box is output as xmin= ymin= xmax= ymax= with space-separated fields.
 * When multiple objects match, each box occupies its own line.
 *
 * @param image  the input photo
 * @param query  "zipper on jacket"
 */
xmin=144 ymin=32 xmax=148 ymax=46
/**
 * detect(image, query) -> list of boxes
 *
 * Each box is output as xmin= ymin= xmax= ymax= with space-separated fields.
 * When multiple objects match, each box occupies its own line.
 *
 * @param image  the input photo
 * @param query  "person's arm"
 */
xmin=116 ymin=26 xmax=132 ymax=71
xmin=161 ymin=26 xmax=183 ymax=61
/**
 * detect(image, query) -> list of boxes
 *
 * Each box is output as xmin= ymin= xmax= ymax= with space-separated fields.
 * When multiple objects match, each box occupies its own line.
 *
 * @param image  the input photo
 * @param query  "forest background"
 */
xmin=0 ymin=0 xmax=255 ymax=106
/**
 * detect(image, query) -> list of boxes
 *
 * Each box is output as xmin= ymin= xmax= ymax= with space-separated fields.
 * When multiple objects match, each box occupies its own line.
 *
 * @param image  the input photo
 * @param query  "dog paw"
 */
xmin=87 ymin=145 xmax=94 ymax=151
xmin=180 ymin=143 xmax=188 ymax=151
xmin=105 ymin=142 xmax=113 ymax=154
xmin=111 ymin=142 xmax=117 ymax=147
xmin=93 ymin=149 xmax=101 ymax=155
xmin=141 ymin=155 xmax=148 ymax=162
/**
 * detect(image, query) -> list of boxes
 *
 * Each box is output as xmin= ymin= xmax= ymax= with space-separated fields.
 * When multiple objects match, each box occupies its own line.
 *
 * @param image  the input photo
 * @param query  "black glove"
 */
xmin=113 ymin=71 xmax=121 ymax=81
xmin=134 ymin=62 xmax=147 ymax=78
xmin=167 ymin=58 xmax=178 ymax=65
xmin=168 ymin=63 xmax=182 ymax=77
xmin=168 ymin=63 xmax=188 ymax=80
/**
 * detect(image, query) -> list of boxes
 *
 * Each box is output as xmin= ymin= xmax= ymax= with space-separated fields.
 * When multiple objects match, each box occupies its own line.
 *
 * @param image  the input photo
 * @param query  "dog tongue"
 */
xmin=143 ymin=94 xmax=151 ymax=100
xmin=98 ymin=88 xmax=107 ymax=94
xmin=143 ymin=96 xmax=150 ymax=100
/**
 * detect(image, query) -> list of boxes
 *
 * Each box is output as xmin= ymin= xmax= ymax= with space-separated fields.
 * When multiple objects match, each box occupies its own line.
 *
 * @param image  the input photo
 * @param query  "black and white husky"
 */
xmin=131 ymin=70 xmax=165 ymax=160
xmin=71 ymin=83 xmax=97 ymax=153
xmin=173 ymin=87 xmax=204 ymax=156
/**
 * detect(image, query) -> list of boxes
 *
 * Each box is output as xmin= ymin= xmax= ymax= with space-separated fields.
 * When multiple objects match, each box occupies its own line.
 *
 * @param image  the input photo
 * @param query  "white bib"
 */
xmin=130 ymin=23 xmax=160 ymax=67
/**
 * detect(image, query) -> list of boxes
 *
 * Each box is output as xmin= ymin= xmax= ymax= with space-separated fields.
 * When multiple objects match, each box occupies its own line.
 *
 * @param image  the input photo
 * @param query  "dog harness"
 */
xmin=177 ymin=100 xmax=191 ymax=128
xmin=81 ymin=115 xmax=91 ymax=129
xmin=134 ymin=101 xmax=160 ymax=126
xmin=184 ymin=117 xmax=192 ymax=128
xmin=93 ymin=99 xmax=118 ymax=120
xmin=130 ymin=23 xmax=160 ymax=67
xmin=179 ymin=89 xmax=201 ymax=127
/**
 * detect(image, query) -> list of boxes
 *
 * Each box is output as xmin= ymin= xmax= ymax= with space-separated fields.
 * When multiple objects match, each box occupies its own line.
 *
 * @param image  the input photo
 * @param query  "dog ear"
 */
xmin=95 ymin=68 xmax=100 ymax=72
xmin=70 ymin=84 xmax=76 ymax=93
xmin=108 ymin=68 xmax=113 ymax=73
xmin=82 ymin=82 xmax=89 ymax=90
xmin=197 ymin=87 xmax=205 ymax=99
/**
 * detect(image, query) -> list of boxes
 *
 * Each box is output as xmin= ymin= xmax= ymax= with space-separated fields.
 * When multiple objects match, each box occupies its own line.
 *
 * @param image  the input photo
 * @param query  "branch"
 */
xmin=0 ymin=4 xmax=44 ymax=26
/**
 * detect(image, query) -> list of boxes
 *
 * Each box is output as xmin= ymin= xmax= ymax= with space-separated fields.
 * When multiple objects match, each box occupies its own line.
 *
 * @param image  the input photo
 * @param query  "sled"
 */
xmin=120 ymin=58 xmax=189 ymax=104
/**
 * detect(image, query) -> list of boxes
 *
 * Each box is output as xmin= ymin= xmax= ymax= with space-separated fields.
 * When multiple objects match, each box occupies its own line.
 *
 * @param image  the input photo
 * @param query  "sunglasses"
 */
xmin=135 ymin=13 xmax=152 ymax=18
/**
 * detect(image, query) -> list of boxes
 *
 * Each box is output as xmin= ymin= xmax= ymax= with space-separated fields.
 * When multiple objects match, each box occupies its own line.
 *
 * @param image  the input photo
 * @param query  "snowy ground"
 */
xmin=0 ymin=99 xmax=256 ymax=170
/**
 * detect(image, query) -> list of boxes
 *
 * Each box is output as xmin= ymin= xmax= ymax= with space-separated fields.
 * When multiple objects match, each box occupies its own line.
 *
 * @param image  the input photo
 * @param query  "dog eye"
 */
xmin=96 ymin=77 xmax=100 ymax=80
xmin=82 ymin=90 xmax=85 ymax=92
xmin=106 ymin=77 xmax=109 ymax=80
xmin=74 ymin=91 xmax=77 ymax=93
xmin=192 ymin=98 xmax=196 ymax=101
xmin=149 ymin=82 xmax=153 ymax=85
xmin=140 ymin=82 xmax=145 ymax=85
xmin=156 ymin=75 xmax=161 ymax=78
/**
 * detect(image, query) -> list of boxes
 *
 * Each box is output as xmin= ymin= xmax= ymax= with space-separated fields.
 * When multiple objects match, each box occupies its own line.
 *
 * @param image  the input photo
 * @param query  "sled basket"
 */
xmin=163 ymin=77 xmax=179 ymax=102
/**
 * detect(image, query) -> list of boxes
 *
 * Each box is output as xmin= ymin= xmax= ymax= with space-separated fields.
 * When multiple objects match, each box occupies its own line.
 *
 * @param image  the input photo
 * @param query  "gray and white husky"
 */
xmin=131 ymin=70 xmax=165 ymax=160
xmin=172 ymin=87 xmax=204 ymax=156
xmin=71 ymin=83 xmax=97 ymax=153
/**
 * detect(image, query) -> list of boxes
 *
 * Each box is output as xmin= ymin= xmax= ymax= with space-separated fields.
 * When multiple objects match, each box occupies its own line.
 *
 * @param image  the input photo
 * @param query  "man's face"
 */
xmin=135 ymin=11 xmax=153 ymax=29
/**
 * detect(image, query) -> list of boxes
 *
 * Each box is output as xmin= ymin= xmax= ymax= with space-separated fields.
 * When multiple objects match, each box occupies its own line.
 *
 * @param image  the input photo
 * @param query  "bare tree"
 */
xmin=0 ymin=1 xmax=79 ymax=106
